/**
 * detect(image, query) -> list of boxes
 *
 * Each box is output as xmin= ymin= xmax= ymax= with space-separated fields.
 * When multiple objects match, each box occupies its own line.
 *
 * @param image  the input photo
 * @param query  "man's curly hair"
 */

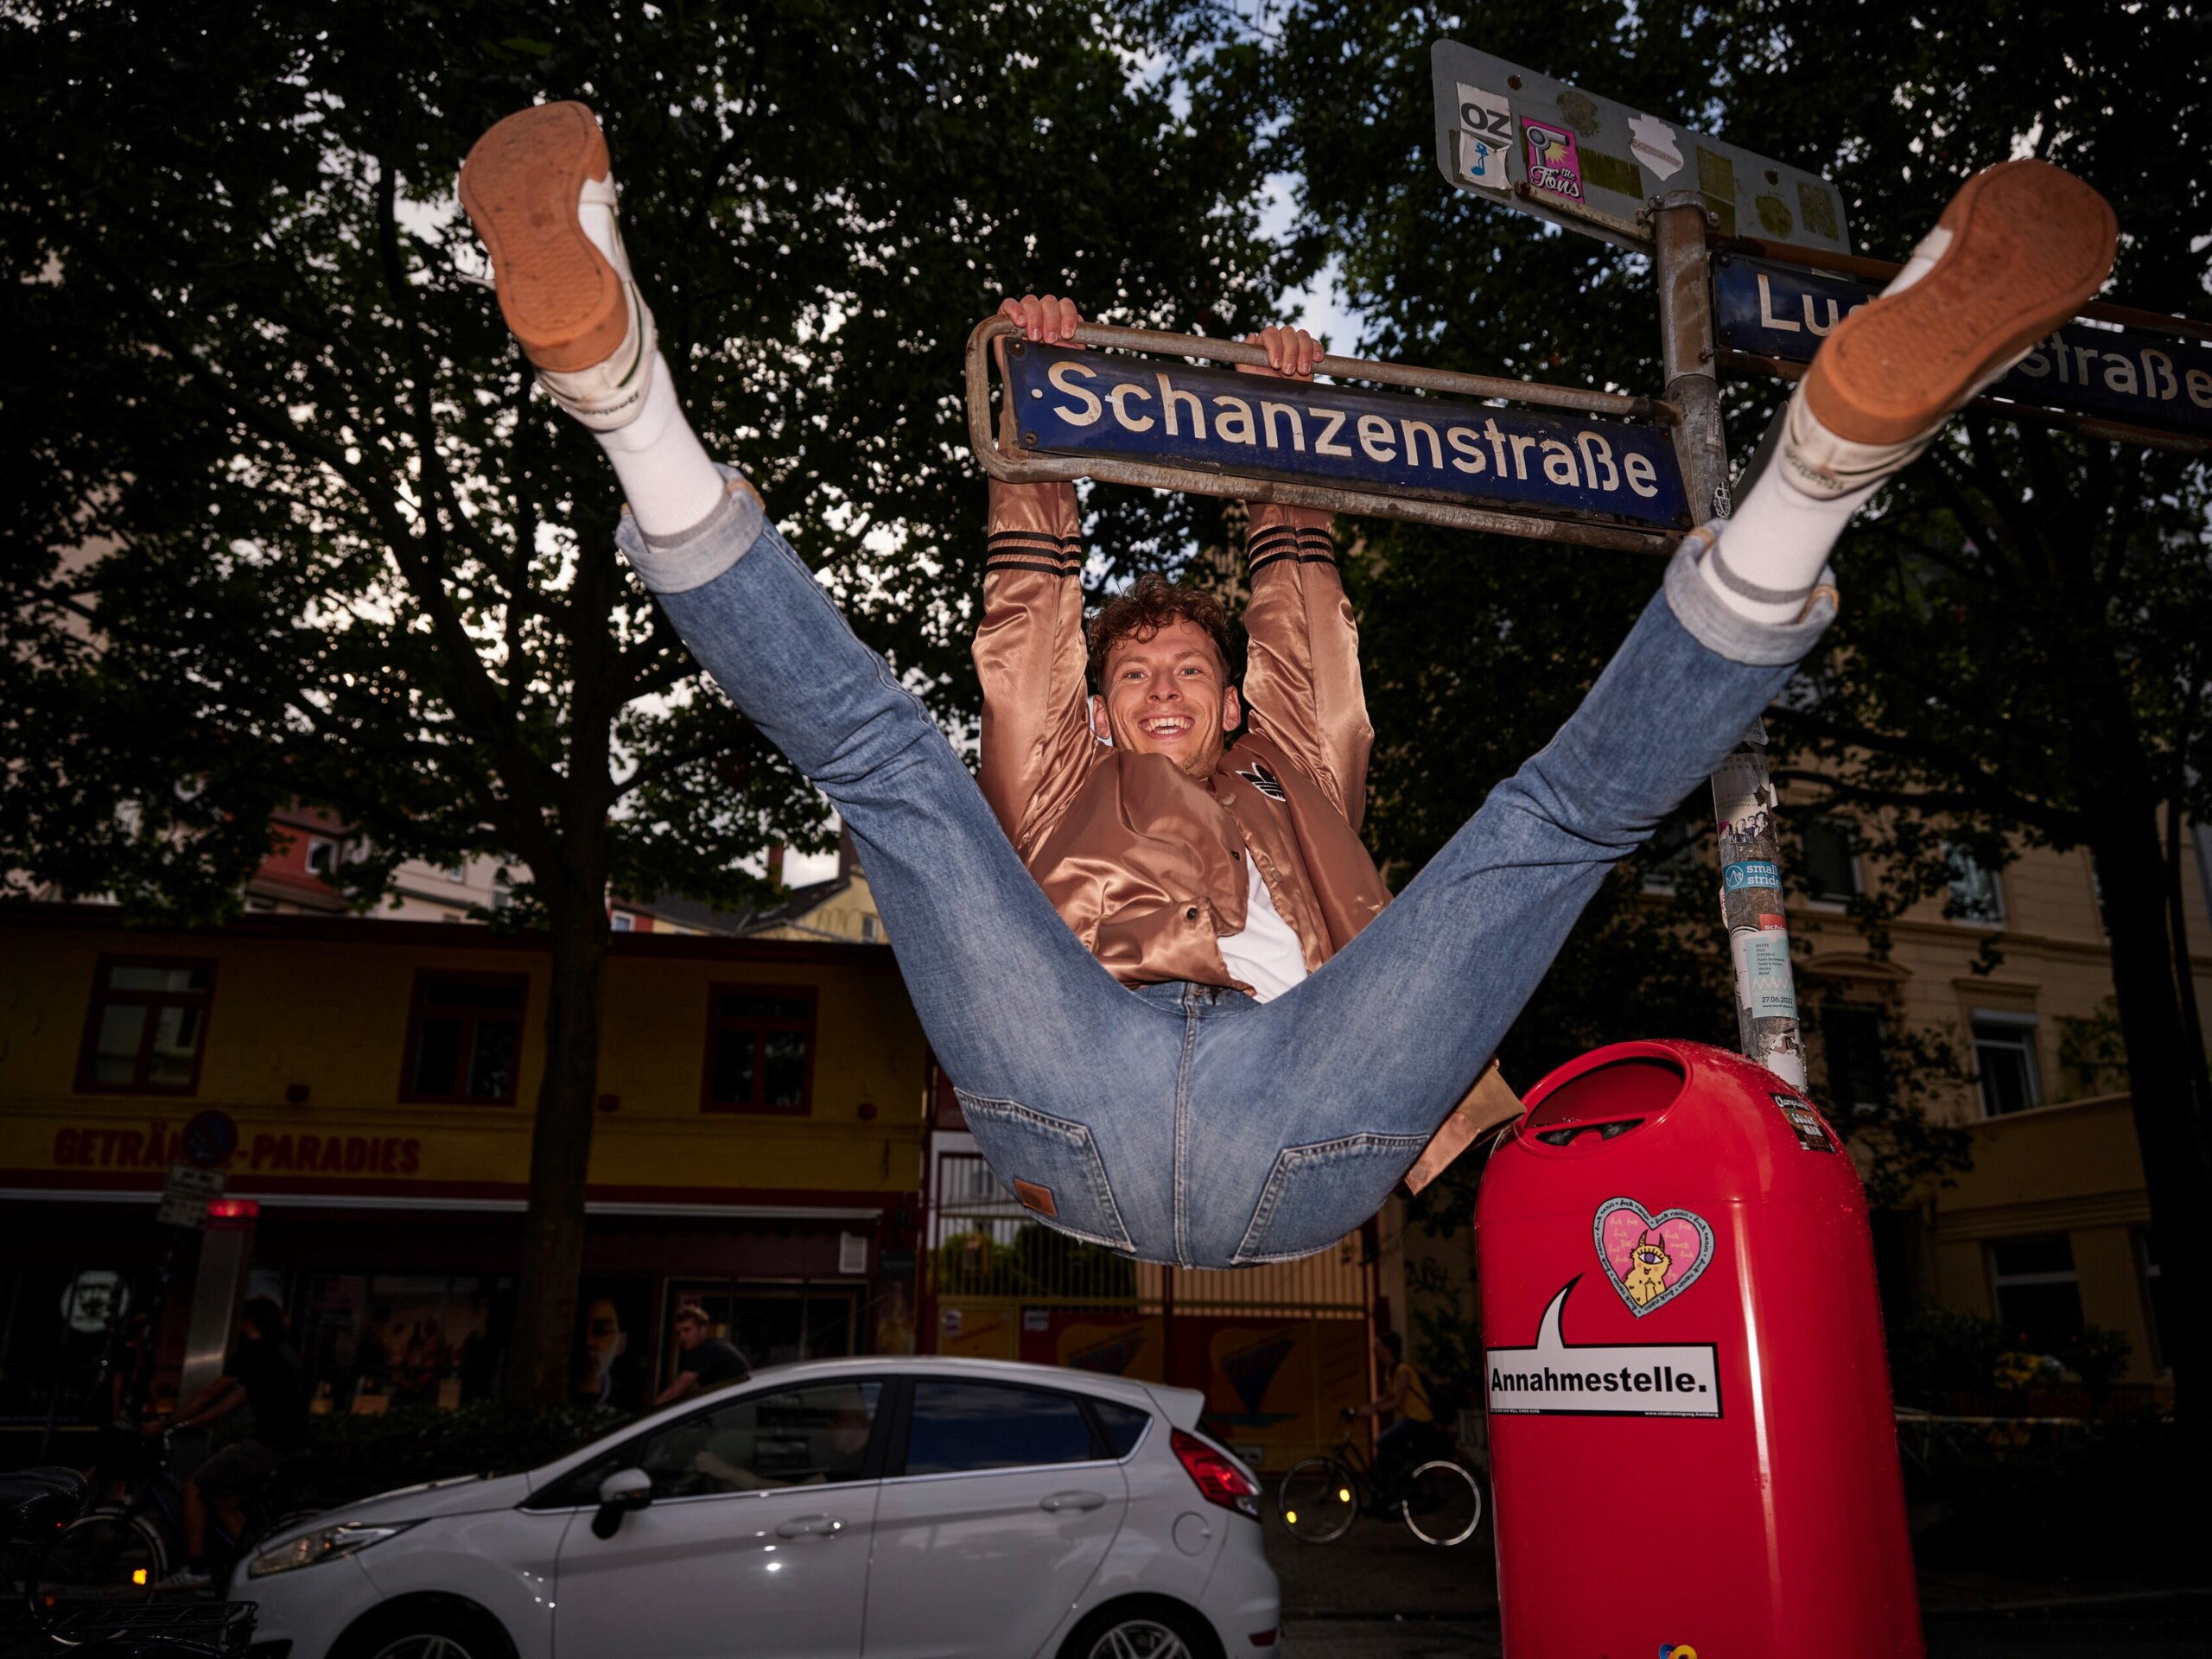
xmin=1086 ymin=573 xmax=1235 ymax=692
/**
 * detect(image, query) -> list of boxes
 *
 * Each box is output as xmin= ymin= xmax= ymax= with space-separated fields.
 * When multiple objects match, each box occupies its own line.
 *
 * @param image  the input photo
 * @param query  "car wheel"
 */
xmin=1059 ymin=1598 xmax=1219 ymax=1659
xmin=335 ymin=1599 xmax=513 ymax=1659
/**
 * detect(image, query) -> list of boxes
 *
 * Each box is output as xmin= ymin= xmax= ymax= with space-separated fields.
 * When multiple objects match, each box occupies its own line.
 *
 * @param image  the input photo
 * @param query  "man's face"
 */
xmin=1091 ymin=618 xmax=1241 ymax=780
xmin=675 ymin=1319 xmax=704 ymax=1351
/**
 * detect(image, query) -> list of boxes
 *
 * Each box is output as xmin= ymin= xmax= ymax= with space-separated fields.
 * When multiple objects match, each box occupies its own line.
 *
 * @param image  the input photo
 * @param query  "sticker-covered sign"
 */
xmin=1771 ymin=1092 xmax=1839 ymax=1153
xmin=1486 ymin=1278 xmax=1721 ymax=1418
xmin=1714 ymin=253 xmax=2212 ymax=442
xmin=1594 ymin=1197 xmax=1715 ymax=1316
xmin=1005 ymin=343 xmax=1691 ymax=531
xmin=1454 ymin=82 xmax=1513 ymax=190
xmin=1431 ymin=40 xmax=1853 ymax=257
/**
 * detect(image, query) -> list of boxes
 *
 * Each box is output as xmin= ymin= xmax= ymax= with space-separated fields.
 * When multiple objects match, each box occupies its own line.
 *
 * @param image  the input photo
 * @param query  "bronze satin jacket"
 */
xmin=975 ymin=476 xmax=1520 ymax=1183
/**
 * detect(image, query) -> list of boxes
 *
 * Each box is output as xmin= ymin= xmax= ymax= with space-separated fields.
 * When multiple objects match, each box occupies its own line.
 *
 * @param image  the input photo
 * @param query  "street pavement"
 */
xmin=1262 ymin=1511 xmax=2211 ymax=1656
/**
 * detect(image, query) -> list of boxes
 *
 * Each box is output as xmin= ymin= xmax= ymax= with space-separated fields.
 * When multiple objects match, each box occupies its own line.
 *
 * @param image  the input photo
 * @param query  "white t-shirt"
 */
xmin=1219 ymin=855 xmax=1310 ymax=1004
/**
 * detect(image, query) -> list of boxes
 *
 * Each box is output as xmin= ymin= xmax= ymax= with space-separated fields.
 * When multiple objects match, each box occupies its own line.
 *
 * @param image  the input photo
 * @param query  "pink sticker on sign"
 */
xmin=1523 ymin=119 xmax=1584 ymax=201
xmin=1594 ymin=1197 xmax=1715 ymax=1317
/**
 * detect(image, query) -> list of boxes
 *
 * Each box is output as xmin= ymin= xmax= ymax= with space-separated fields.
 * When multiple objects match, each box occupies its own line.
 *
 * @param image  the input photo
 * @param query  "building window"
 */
xmin=296 ymin=1272 xmax=510 ymax=1414
xmin=306 ymin=836 xmax=339 ymax=876
xmin=76 ymin=958 xmax=216 ymax=1095
xmin=2133 ymin=1229 xmax=2165 ymax=1373
xmin=1801 ymin=817 xmax=1859 ymax=904
xmin=402 ymin=973 xmax=525 ymax=1104
xmin=861 ymin=915 xmax=880 ymax=942
xmin=445 ymin=862 xmax=468 ymax=883
xmin=1943 ymin=844 xmax=2005 ymax=925
xmin=663 ymin=1280 xmax=857 ymax=1371
xmin=1987 ymin=1236 xmax=2082 ymax=1352
xmin=702 ymin=985 xmax=816 ymax=1114
xmin=1972 ymin=1014 xmax=2042 ymax=1116
xmin=1819 ymin=1001 xmax=1891 ymax=1114
xmin=610 ymin=913 xmax=634 ymax=932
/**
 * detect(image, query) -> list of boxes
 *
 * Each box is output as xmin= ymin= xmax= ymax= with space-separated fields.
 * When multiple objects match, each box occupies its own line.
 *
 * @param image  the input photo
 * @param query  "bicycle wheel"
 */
xmin=1276 ymin=1456 xmax=1357 ymax=1543
xmin=1402 ymin=1459 xmax=1483 ymax=1547
xmin=33 ymin=1511 xmax=166 ymax=1612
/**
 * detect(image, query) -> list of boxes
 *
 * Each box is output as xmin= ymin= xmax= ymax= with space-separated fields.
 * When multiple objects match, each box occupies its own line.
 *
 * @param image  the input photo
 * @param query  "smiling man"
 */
xmin=461 ymin=101 xmax=2114 ymax=1267
xmin=976 ymin=295 xmax=1457 ymax=1026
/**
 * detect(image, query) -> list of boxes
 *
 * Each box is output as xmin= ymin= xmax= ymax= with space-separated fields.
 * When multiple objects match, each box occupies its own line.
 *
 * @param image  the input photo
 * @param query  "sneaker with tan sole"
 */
xmin=1782 ymin=158 xmax=2117 ymax=498
xmin=459 ymin=101 xmax=656 ymax=429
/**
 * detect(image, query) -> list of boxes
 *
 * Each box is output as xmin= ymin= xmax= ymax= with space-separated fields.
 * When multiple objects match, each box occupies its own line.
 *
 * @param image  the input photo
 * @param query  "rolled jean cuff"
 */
xmin=613 ymin=463 xmax=766 ymax=594
xmin=1661 ymin=524 xmax=1838 ymax=667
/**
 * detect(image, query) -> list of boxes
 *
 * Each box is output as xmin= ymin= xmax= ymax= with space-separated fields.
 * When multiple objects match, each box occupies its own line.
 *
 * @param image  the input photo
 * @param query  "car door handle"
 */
xmin=774 ymin=1515 xmax=846 ymax=1538
xmin=1039 ymin=1491 xmax=1108 ymax=1513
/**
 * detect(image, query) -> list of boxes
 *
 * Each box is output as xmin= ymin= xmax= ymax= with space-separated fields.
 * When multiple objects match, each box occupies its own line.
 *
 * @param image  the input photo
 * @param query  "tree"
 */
xmin=1245 ymin=0 xmax=2209 ymax=1408
xmin=4 ymin=0 xmax=1285 ymax=1402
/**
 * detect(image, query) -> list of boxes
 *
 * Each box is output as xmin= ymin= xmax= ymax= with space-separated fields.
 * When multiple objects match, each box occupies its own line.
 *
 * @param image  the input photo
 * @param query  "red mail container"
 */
xmin=1475 ymin=1039 xmax=1920 ymax=1657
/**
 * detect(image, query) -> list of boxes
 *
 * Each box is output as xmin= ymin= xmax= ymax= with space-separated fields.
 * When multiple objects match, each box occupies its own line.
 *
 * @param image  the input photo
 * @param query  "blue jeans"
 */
xmin=620 ymin=484 xmax=1832 ymax=1268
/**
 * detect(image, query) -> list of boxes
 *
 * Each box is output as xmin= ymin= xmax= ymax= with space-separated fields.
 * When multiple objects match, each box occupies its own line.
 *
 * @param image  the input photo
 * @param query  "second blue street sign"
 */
xmin=1714 ymin=253 xmax=2212 ymax=442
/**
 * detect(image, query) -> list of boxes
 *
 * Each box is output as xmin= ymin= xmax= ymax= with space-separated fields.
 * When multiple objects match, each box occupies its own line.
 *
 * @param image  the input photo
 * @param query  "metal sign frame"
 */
xmin=964 ymin=316 xmax=1684 ymax=556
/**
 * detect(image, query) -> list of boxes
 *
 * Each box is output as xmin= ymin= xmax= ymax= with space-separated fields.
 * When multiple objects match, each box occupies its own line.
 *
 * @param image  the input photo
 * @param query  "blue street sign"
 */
xmin=1004 ymin=344 xmax=1690 ymax=531
xmin=1713 ymin=254 xmax=2212 ymax=438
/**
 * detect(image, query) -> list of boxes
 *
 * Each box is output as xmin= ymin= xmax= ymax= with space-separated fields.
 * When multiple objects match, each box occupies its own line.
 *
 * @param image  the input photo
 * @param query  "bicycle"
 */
xmin=1275 ymin=1417 xmax=1484 ymax=1546
xmin=29 ymin=1433 xmax=318 ymax=1601
xmin=3 ymin=1465 xmax=254 ymax=1656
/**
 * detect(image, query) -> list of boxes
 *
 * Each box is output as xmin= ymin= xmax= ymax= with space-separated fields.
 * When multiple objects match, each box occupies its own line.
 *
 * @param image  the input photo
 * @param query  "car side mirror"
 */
xmin=591 ymin=1467 xmax=653 ymax=1539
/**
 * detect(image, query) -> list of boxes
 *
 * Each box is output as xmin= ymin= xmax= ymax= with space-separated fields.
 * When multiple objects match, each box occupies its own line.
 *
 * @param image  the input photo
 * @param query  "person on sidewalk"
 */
xmin=655 ymin=1303 xmax=752 ymax=1406
xmin=146 ymin=1297 xmax=304 ymax=1589
xmin=1350 ymin=1332 xmax=1440 ymax=1506
xmin=458 ymin=102 xmax=2115 ymax=1268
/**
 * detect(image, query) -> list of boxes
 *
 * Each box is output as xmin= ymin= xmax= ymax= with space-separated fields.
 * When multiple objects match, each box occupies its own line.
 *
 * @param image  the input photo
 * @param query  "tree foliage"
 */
xmin=1231 ymin=0 xmax=2207 ymax=1400
xmin=3 ymin=0 xmax=1286 ymax=1399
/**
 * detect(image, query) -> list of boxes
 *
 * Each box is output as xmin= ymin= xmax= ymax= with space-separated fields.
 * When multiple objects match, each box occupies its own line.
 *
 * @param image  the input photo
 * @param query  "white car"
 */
xmin=234 ymin=1356 xmax=1278 ymax=1659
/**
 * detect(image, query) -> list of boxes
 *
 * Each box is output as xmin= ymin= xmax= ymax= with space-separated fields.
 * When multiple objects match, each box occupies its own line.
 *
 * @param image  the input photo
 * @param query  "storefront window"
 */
xmin=660 ymin=1281 xmax=856 ymax=1386
xmin=402 ymin=973 xmax=525 ymax=1104
xmin=297 ymin=1273 xmax=508 ymax=1414
xmin=0 ymin=1264 xmax=156 ymax=1424
xmin=700 ymin=986 xmax=816 ymax=1114
xmin=75 ymin=958 xmax=216 ymax=1095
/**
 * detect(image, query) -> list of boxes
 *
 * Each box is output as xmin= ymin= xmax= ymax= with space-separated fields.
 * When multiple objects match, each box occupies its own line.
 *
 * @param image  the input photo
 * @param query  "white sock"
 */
xmin=595 ymin=353 xmax=729 ymax=537
xmin=573 ymin=188 xmax=728 ymax=538
xmin=1698 ymin=446 xmax=1876 ymax=626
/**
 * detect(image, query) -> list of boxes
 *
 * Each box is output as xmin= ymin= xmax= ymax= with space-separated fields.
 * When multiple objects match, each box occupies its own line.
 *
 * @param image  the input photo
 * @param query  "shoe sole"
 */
xmin=1802 ymin=160 xmax=2117 ymax=445
xmin=459 ymin=102 xmax=626 ymax=374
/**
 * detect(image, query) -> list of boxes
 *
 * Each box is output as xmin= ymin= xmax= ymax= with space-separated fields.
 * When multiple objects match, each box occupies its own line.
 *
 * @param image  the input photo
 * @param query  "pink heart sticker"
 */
xmin=1593 ymin=1197 xmax=1715 ymax=1317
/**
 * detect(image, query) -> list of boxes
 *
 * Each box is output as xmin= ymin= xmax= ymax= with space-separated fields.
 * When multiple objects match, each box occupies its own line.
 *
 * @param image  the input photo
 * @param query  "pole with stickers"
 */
xmin=1433 ymin=42 xmax=1922 ymax=1658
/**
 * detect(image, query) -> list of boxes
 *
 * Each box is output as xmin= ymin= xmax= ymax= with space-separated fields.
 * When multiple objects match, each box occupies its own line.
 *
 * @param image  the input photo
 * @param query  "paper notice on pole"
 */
xmin=1730 ymin=926 xmax=1798 ymax=1020
xmin=156 ymin=1162 xmax=226 ymax=1230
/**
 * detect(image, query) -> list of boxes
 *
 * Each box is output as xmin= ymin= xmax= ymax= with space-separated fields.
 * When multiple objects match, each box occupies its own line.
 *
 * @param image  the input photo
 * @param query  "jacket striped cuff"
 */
xmin=1247 ymin=524 xmax=1338 ymax=577
xmin=984 ymin=530 xmax=1082 ymax=579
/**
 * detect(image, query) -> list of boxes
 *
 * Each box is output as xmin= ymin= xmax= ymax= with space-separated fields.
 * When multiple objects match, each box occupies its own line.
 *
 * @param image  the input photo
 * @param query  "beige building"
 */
xmin=1788 ymin=818 xmax=2198 ymax=1389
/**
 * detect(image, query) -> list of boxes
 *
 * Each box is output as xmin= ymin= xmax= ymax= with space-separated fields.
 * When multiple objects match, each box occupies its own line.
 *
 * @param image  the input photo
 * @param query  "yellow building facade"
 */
xmin=0 ymin=905 xmax=930 ymax=1434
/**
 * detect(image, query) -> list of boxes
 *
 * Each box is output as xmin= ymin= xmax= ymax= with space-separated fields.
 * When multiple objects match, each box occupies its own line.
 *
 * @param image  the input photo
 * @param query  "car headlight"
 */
xmin=248 ymin=1522 xmax=415 ymax=1578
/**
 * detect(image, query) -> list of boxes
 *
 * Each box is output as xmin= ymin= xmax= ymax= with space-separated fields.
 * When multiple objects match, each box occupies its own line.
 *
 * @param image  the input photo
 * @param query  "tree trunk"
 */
xmin=503 ymin=893 xmax=612 ymax=1408
xmin=2085 ymin=810 xmax=2211 ymax=1421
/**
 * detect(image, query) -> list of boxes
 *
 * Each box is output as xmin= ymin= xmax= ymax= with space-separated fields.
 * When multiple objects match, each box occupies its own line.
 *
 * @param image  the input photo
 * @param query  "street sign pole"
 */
xmin=1651 ymin=190 xmax=1809 ymax=1089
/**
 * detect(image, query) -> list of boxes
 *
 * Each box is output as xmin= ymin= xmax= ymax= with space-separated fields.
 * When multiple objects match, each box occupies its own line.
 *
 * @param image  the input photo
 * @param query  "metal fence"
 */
xmin=925 ymin=1150 xmax=1373 ymax=1471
